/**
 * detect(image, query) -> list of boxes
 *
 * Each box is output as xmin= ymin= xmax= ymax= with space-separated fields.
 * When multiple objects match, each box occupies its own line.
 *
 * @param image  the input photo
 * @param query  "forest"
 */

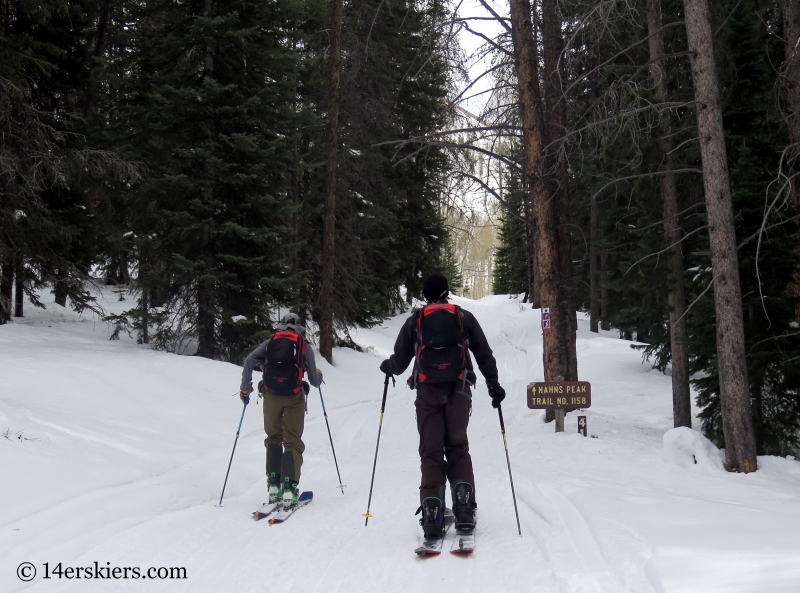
xmin=2 ymin=0 xmax=799 ymax=468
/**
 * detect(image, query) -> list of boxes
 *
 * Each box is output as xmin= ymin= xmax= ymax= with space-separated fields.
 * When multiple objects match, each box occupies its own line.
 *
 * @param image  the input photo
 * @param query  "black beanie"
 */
xmin=422 ymin=273 xmax=449 ymax=302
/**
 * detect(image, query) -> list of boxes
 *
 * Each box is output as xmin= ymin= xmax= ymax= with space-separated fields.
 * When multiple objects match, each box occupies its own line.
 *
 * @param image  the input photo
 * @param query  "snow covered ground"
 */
xmin=2 ymin=289 xmax=800 ymax=593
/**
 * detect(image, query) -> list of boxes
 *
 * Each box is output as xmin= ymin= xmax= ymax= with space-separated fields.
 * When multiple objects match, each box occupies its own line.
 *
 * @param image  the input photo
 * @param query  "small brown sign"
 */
xmin=527 ymin=381 xmax=591 ymax=409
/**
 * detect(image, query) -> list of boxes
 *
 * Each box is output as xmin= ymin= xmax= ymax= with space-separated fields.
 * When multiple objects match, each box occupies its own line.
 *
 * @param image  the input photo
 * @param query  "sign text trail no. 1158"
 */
xmin=527 ymin=381 xmax=592 ymax=409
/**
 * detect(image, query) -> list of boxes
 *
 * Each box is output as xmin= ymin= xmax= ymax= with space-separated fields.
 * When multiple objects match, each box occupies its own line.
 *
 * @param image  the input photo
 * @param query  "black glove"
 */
xmin=379 ymin=359 xmax=394 ymax=376
xmin=488 ymin=382 xmax=506 ymax=408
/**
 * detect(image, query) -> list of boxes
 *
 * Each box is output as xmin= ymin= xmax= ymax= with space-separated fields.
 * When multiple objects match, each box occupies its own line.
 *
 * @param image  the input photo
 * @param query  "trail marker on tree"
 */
xmin=541 ymin=307 xmax=551 ymax=329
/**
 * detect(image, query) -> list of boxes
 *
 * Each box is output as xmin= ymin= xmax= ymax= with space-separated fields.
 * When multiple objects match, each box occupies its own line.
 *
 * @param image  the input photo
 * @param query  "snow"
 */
xmin=662 ymin=427 xmax=725 ymax=470
xmin=2 ymin=290 xmax=800 ymax=592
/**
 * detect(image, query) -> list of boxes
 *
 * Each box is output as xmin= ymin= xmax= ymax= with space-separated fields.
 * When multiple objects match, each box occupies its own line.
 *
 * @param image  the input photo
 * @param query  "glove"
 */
xmin=317 ymin=369 xmax=323 ymax=378
xmin=240 ymin=386 xmax=253 ymax=403
xmin=379 ymin=359 xmax=393 ymax=376
xmin=488 ymin=382 xmax=506 ymax=408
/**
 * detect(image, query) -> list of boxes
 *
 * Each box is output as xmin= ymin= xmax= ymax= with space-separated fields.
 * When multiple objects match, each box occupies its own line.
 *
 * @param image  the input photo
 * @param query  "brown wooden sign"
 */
xmin=527 ymin=381 xmax=591 ymax=409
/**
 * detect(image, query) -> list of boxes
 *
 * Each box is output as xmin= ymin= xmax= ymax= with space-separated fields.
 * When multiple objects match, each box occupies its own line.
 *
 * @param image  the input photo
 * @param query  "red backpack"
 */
xmin=411 ymin=303 xmax=469 ymax=386
xmin=261 ymin=330 xmax=307 ymax=396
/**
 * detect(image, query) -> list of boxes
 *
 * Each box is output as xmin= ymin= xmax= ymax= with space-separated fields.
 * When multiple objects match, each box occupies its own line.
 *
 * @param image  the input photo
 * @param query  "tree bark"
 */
xmin=590 ymin=192 xmax=600 ymax=332
xmin=54 ymin=287 xmax=67 ymax=308
xmin=600 ymin=252 xmax=610 ymax=330
xmin=0 ymin=265 xmax=12 ymax=323
xmin=784 ymin=0 xmax=800 ymax=320
xmin=647 ymin=0 xmax=692 ymax=428
xmin=83 ymin=0 xmax=114 ymax=119
xmin=508 ymin=0 xmax=570 ymax=387
xmin=196 ymin=0 xmax=216 ymax=360
xmin=14 ymin=263 xmax=24 ymax=318
xmin=318 ymin=0 xmax=344 ymax=364
xmin=542 ymin=0 xmax=578 ymax=381
xmin=683 ymin=0 xmax=757 ymax=472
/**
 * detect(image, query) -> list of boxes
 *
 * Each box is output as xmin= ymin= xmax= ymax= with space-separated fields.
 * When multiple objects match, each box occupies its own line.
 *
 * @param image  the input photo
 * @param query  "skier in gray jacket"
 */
xmin=239 ymin=312 xmax=322 ymax=507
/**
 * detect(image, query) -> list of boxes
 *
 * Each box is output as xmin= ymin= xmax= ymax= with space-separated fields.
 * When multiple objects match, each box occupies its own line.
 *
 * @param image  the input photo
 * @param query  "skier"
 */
xmin=379 ymin=273 xmax=505 ymax=540
xmin=239 ymin=312 xmax=322 ymax=508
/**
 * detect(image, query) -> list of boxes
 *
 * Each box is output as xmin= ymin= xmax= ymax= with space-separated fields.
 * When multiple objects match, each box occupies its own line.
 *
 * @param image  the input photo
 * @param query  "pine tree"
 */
xmin=115 ymin=0 xmax=303 ymax=361
xmin=493 ymin=169 xmax=530 ymax=296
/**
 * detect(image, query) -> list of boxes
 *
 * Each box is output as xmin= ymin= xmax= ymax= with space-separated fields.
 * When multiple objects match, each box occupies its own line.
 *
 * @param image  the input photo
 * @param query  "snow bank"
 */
xmin=661 ymin=426 xmax=725 ymax=470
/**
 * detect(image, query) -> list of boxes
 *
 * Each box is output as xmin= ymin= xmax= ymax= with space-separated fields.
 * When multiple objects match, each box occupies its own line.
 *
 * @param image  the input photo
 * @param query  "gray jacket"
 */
xmin=240 ymin=336 xmax=322 ymax=392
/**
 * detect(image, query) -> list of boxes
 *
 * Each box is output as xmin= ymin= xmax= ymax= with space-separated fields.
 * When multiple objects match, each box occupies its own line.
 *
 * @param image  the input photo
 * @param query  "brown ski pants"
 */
xmin=415 ymin=381 xmax=475 ymax=505
xmin=262 ymin=391 xmax=305 ymax=483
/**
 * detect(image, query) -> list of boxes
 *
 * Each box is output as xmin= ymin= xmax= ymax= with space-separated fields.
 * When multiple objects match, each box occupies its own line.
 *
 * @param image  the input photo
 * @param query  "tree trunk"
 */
xmin=647 ymin=0 xmax=692 ymax=428
xmin=0 ymin=265 xmax=12 ymax=323
xmin=784 ymin=0 xmax=800 ymax=321
xmin=14 ymin=263 xmax=24 ymax=318
xmin=508 ymin=0 xmax=570 ymax=387
xmin=196 ymin=0 xmax=216 ymax=360
xmin=318 ymin=0 xmax=344 ymax=364
xmin=542 ymin=0 xmax=578 ymax=381
xmin=83 ymin=0 xmax=114 ymax=119
xmin=683 ymin=0 xmax=757 ymax=472
xmin=590 ymin=192 xmax=600 ymax=332
xmin=600 ymin=253 xmax=610 ymax=330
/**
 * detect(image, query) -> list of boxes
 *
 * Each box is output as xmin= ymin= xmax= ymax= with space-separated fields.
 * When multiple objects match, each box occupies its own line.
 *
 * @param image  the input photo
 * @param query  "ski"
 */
xmin=414 ymin=510 xmax=454 ymax=556
xmin=268 ymin=491 xmax=313 ymax=525
xmin=450 ymin=528 xmax=476 ymax=554
xmin=450 ymin=512 xmax=477 ymax=554
xmin=252 ymin=502 xmax=280 ymax=521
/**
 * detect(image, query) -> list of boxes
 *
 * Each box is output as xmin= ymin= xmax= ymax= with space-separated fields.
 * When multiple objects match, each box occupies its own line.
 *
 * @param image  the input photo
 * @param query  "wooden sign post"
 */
xmin=527 ymin=381 xmax=592 ymax=433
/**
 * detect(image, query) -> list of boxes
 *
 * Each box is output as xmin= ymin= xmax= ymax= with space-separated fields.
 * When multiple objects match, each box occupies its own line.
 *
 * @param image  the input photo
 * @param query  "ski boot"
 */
xmin=281 ymin=477 xmax=299 ymax=509
xmin=451 ymin=481 xmax=476 ymax=533
xmin=418 ymin=497 xmax=445 ymax=540
xmin=267 ymin=472 xmax=281 ymax=504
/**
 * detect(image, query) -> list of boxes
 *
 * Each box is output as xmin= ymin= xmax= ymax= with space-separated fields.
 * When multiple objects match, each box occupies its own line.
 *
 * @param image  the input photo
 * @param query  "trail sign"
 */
xmin=541 ymin=307 xmax=551 ymax=329
xmin=527 ymin=381 xmax=591 ymax=409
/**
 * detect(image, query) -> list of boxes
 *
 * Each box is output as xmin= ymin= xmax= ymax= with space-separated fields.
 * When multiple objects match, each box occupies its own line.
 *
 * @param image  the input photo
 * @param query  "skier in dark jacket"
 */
xmin=239 ymin=312 xmax=322 ymax=508
xmin=379 ymin=273 xmax=506 ymax=539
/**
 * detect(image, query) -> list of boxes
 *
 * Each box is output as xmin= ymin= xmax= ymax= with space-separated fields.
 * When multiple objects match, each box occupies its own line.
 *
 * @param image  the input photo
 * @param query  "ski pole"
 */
xmin=363 ymin=373 xmax=394 ymax=525
xmin=318 ymin=385 xmax=345 ymax=494
xmin=216 ymin=395 xmax=249 ymax=507
xmin=497 ymin=405 xmax=522 ymax=536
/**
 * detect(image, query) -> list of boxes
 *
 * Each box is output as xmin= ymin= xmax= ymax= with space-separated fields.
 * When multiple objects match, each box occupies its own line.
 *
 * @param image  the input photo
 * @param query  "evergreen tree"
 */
xmin=0 ymin=0 xmax=128 ymax=321
xmin=116 ymin=0 xmax=303 ymax=361
xmin=493 ymin=169 xmax=530 ymax=296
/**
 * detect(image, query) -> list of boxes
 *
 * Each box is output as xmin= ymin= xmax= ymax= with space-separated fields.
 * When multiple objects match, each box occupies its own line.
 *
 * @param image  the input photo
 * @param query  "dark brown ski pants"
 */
xmin=415 ymin=381 xmax=475 ymax=505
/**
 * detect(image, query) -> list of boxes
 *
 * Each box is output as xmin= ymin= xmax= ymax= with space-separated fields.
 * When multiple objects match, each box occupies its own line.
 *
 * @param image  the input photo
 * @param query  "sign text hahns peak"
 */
xmin=526 ymin=381 xmax=592 ymax=409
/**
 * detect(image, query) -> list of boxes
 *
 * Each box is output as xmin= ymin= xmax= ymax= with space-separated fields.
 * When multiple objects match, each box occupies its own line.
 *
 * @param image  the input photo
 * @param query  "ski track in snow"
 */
xmin=2 ymin=292 xmax=800 ymax=592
